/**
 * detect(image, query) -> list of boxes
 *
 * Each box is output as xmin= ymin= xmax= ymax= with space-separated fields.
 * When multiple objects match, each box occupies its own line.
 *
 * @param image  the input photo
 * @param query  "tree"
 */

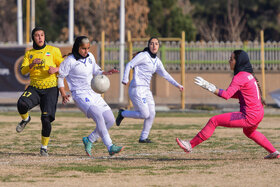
xmin=146 ymin=0 xmax=196 ymax=40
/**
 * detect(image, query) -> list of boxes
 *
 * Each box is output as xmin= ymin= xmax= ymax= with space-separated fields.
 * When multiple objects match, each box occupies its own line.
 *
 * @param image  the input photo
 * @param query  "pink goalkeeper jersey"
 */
xmin=218 ymin=71 xmax=264 ymax=124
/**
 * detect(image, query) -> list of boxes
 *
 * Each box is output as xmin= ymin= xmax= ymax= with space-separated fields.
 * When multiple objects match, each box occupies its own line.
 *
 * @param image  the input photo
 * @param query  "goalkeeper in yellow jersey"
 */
xmin=16 ymin=27 xmax=64 ymax=156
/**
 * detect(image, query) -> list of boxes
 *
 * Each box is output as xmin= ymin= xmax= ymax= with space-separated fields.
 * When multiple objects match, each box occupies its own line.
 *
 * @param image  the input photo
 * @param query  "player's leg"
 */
xmin=87 ymin=108 xmax=114 ymax=144
xmin=139 ymin=91 xmax=155 ymax=143
xmin=121 ymin=87 xmax=150 ymax=119
xmin=39 ymin=87 xmax=59 ymax=156
xmin=87 ymin=105 xmax=123 ymax=156
xmin=177 ymin=112 xmax=250 ymax=152
xmin=243 ymin=127 xmax=279 ymax=158
xmin=16 ymin=86 xmax=40 ymax=133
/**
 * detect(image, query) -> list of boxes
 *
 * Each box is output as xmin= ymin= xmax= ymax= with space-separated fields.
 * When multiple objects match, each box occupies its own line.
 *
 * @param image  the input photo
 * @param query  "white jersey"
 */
xmin=122 ymin=51 xmax=181 ymax=88
xmin=58 ymin=52 xmax=102 ymax=91
xmin=58 ymin=52 xmax=110 ymax=116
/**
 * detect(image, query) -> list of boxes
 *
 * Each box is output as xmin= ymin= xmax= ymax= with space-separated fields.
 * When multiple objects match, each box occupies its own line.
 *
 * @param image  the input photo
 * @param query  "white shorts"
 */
xmin=71 ymin=89 xmax=111 ymax=118
xmin=129 ymin=86 xmax=155 ymax=110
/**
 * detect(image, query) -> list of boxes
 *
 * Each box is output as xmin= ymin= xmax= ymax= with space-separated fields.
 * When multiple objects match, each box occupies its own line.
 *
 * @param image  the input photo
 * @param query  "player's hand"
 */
xmin=62 ymin=94 xmax=71 ymax=105
xmin=32 ymin=58 xmax=42 ymax=64
xmin=48 ymin=66 xmax=58 ymax=74
xmin=178 ymin=85 xmax=184 ymax=92
xmin=194 ymin=76 xmax=216 ymax=93
xmin=30 ymin=58 xmax=42 ymax=69
xmin=122 ymin=81 xmax=127 ymax=85
xmin=103 ymin=69 xmax=119 ymax=75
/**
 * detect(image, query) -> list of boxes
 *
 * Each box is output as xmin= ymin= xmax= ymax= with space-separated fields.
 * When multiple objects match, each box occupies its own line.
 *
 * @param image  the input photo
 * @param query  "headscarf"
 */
xmin=31 ymin=27 xmax=46 ymax=50
xmin=72 ymin=36 xmax=90 ymax=60
xmin=143 ymin=37 xmax=159 ymax=59
xmin=233 ymin=50 xmax=253 ymax=75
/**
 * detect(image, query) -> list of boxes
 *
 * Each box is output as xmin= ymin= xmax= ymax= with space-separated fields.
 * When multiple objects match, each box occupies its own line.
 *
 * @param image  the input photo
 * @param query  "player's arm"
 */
xmin=57 ymin=59 xmax=71 ymax=104
xmin=21 ymin=51 xmax=41 ymax=75
xmin=122 ymin=53 xmax=145 ymax=85
xmin=156 ymin=61 xmax=184 ymax=92
xmin=49 ymin=47 xmax=64 ymax=74
xmin=58 ymin=77 xmax=70 ymax=105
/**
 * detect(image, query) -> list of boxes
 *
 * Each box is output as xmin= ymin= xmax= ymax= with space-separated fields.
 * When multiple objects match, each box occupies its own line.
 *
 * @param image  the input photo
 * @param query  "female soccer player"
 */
xmin=116 ymin=37 xmax=184 ymax=143
xmin=176 ymin=50 xmax=279 ymax=159
xmin=16 ymin=27 xmax=64 ymax=156
xmin=58 ymin=36 xmax=123 ymax=157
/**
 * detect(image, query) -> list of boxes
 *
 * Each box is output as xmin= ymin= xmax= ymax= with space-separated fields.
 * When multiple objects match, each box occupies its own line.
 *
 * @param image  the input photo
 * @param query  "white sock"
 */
xmin=23 ymin=116 xmax=30 ymax=121
xmin=41 ymin=145 xmax=47 ymax=149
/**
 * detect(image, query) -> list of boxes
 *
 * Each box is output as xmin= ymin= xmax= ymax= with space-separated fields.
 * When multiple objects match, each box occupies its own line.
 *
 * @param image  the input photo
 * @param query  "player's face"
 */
xmin=149 ymin=38 xmax=159 ymax=54
xmin=33 ymin=30 xmax=45 ymax=47
xmin=229 ymin=53 xmax=236 ymax=70
xmin=78 ymin=43 xmax=90 ymax=57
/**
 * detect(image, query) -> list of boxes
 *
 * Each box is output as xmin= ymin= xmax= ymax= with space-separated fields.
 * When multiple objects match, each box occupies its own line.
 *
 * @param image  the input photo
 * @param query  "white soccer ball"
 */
xmin=91 ymin=74 xmax=110 ymax=94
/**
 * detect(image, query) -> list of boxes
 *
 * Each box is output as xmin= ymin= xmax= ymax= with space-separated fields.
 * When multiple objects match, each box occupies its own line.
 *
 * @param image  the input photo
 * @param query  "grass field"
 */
xmin=0 ymin=111 xmax=279 ymax=187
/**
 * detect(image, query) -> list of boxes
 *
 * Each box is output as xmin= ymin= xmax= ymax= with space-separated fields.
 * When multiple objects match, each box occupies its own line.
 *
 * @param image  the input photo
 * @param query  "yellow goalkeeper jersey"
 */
xmin=21 ymin=45 xmax=64 ymax=89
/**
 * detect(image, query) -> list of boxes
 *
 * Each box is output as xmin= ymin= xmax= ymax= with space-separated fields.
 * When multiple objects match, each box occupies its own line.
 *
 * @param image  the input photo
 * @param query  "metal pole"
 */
xmin=69 ymin=0 xmax=74 ymax=44
xmin=260 ymin=30 xmax=266 ymax=100
xmin=31 ymin=0 xmax=35 ymax=30
xmin=181 ymin=31 xmax=185 ymax=109
xmin=26 ymin=0 xmax=30 ymax=45
xmin=17 ymin=0 xmax=23 ymax=45
xmin=101 ymin=31 xmax=105 ymax=70
xmin=127 ymin=30 xmax=133 ymax=109
xmin=119 ymin=0 xmax=125 ymax=103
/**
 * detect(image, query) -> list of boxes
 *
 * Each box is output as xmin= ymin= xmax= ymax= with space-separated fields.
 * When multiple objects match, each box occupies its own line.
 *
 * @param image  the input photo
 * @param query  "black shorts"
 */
xmin=18 ymin=86 xmax=59 ymax=122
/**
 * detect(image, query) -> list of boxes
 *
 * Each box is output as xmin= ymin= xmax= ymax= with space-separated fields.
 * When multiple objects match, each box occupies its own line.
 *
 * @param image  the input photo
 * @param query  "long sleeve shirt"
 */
xmin=21 ymin=45 xmax=63 ymax=89
xmin=58 ymin=52 xmax=102 ymax=91
xmin=218 ymin=71 xmax=264 ymax=124
xmin=122 ymin=51 xmax=181 ymax=88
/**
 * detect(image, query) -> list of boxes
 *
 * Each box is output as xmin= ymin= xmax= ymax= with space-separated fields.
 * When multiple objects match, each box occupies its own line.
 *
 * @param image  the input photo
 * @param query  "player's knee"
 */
xmin=243 ymin=128 xmax=255 ymax=138
xmin=140 ymin=110 xmax=150 ymax=119
xmin=17 ymin=99 xmax=29 ymax=114
xmin=41 ymin=115 xmax=51 ymax=137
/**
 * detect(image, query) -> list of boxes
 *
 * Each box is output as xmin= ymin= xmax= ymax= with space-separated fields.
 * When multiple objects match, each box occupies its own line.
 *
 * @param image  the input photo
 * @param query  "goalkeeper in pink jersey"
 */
xmin=176 ymin=50 xmax=279 ymax=159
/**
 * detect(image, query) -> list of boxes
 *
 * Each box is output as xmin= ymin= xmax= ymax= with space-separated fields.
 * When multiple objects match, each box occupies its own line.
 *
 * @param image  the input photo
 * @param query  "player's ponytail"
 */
xmin=252 ymin=74 xmax=266 ymax=106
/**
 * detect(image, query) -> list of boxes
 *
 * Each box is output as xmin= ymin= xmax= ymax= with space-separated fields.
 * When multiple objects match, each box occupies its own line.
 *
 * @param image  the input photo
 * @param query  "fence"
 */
xmin=102 ymin=40 xmax=280 ymax=72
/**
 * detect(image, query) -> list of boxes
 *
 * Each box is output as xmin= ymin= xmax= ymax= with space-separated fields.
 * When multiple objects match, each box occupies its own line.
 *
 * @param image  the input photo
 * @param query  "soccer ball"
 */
xmin=91 ymin=74 xmax=110 ymax=94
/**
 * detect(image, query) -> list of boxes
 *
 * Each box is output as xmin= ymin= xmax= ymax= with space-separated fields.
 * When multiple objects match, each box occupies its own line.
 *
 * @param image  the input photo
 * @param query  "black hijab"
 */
xmin=233 ymin=50 xmax=253 ymax=75
xmin=72 ymin=36 xmax=90 ymax=60
xmin=31 ymin=27 xmax=46 ymax=50
xmin=143 ymin=37 xmax=159 ymax=59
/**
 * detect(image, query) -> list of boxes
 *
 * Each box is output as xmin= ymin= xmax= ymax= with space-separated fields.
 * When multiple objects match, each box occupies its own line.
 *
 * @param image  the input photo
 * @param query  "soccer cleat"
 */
xmin=264 ymin=151 xmax=280 ymax=159
xmin=116 ymin=109 xmax=124 ymax=126
xmin=108 ymin=144 xmax=124 ymax=156
xmin=176 ymin=138 xmax=192 ymax=153
xmin=40 ymin=148 xmax=49 ymax=157
xmin=16 ymin=116 xmax=31 ymax=133
xmin=139 ymin=138 xmax=153 ymax=143
xmin=82 ymin=137 xmax=93 ymax=157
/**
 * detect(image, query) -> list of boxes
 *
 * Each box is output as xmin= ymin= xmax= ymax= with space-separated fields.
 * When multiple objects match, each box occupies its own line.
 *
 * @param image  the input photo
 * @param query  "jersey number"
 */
xmin=254 ymin=81 xmax=260 ymax=100
xmin=22 ymin=91 xmax=32 ymax=97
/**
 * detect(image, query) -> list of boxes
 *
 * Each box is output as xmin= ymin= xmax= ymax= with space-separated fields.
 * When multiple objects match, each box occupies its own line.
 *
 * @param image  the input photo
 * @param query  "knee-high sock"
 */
xmin=87 ymin=106 xmax=113 ymax=150
xmin=190 ymin=119 xmax=216 ymax=148
xmin=140 ymin=104 xmax=155 ymax=140
xmin=88 ymin=109 xmax=115 ymax=143
xmin=41 ymin=136 xmax=50 ymax=149
xmin=243 ymin=129 xmax=277 ymax=153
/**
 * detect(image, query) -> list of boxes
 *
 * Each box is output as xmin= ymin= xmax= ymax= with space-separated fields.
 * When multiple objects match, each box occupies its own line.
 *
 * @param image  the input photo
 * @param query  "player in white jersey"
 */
xmin=57 ymin=36 xmax=123 ymax=157
xmin=116 ymin=37 xmax=184 ymax=143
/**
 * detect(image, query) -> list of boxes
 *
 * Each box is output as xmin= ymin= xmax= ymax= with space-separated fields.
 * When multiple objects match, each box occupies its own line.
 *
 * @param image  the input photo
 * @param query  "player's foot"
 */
xmin=176 ymin=138 xmax=192 ymax=153
xmin=264 ymin=151 xmax=280 ymax=159
xmin=40 ymin=148 xmax=49 ymax=157
xmin=82 ymin=137 xmax=93 ymax=157
xmin=108 ymin=144 xmax=124 ymax=156
xmin=16 ymin=116 xmax=31 ymax=133
xmin=116 ymin=109 xmax=124 ymax=126
xmin=139 ymin=138 xmax=153 ymax=143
